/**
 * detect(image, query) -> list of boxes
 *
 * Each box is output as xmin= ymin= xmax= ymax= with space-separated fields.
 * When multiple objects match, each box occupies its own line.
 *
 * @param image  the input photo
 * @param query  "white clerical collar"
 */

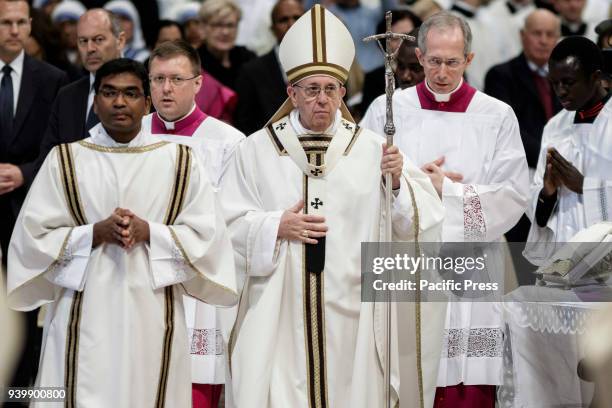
xmin=156 ymin=103 xmax=196 ymax=130
xmin=89 ymin=122 xmax=158 ymax=147
xmin=526 ymin=59 xmax=548 ymax=77
xmin=425 ymin=78 xmax=463 ymax=102
xmin=289 ymin=109 xmax=341 ymax=136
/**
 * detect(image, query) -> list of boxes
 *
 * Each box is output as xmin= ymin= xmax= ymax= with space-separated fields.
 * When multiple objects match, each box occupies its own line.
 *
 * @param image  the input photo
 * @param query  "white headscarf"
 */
xmin=50 ymin=0 xmax=86 ymax=23
xmin=104 ymin=0 xmax=149 ymax=62
xmin=167 ymin=1 xmax=201 ymax=24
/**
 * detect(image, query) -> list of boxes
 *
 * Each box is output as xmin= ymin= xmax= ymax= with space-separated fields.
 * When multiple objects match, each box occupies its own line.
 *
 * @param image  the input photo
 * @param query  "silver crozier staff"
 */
xmin=363 ymin=12 xmax=419 ymax=408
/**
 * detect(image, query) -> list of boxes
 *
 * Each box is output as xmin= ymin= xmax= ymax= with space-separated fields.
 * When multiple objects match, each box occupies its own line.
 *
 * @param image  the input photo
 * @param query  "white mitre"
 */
xmin=267 ymin=4 xmax=356 ymax=124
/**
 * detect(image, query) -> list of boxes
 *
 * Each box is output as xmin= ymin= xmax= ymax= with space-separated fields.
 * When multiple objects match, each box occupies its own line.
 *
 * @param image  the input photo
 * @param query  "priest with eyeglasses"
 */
xmin=362 ymin=11 xmax=529 ymax=408
xmin=219 ymin=5 xmax=445 ymax=408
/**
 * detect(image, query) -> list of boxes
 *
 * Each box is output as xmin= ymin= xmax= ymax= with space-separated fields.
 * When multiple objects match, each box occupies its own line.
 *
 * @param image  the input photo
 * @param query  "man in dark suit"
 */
xmin=0 ymin=0 xmax=68 ymax=391
xmin=485 ymin=9 xmax=562 ymax=170
xmin=484 ymin=8 xmax=561 ymax=282
xmin=234 ymin=0 xmax=303 ymax=135
xmin=21 ymin=8 xmax=125 ymax=190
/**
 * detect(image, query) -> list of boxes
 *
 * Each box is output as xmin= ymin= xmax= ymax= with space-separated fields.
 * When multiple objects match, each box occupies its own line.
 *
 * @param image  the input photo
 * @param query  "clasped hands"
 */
xmin=542 ymin=147 xmax=583 ymax=197
xmin=92 ymin=208 xmax=150 ymax=249
xmin=277 ymin=144 xmax=405 ymax=244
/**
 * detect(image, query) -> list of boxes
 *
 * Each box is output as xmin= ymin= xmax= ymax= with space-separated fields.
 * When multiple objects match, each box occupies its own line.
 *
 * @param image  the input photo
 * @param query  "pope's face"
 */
xmin=149 ymin=55 xmax=201 ymax=121
xmin=415 ymin=26 xmax=473 ymax=94
xmin=287 ymin=75 xmax=346 ymax=133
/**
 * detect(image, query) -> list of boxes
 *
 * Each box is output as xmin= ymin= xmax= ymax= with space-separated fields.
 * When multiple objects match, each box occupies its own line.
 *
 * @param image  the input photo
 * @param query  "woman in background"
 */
xmin=197 ymin=0 xmax=255 ymax=90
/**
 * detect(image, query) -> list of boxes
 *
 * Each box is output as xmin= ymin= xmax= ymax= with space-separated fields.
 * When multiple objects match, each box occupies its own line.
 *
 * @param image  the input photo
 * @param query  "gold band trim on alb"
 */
xmin=77 ymin=140 xmax=169 ymax=153
xmin=154 ymin=287 xmax=175 ymax=408
xmin=302 ymin=175 xmax=329 ymax=408
xmin=287 ymin=64 xmax=348 ymax=85
xmin=57 ymin=143 xmax=88 ymax=408
xmin=163 ymin=144 xmax=192 ymax=226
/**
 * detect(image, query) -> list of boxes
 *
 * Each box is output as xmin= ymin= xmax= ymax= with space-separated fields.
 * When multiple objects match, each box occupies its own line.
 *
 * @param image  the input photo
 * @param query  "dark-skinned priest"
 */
xmin=7 ymin=58 xmax=238 ymax=407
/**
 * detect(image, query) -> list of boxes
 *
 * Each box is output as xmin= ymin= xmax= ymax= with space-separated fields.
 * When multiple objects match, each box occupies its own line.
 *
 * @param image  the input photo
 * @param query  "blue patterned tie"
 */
xmin=0 ymin=65 xmax=14 ymax=139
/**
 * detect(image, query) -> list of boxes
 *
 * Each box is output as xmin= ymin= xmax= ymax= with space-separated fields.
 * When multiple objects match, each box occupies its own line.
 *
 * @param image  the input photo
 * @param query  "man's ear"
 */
xmin=287 ymin=85 xmax=298 ymax=108
xmin=193 ymin=74 xmax=203 ymax=94
xmin=117 ymin=31 xmax=127 ymax=53
xmin=465 ymin=52 xmax=475 ymax=68
xmin=93 ymin=97 xmax=98 ymax=115
xmin=415 ymin=48 xmax=425 ymax=66
xmin=591 ymin=69 xmax=602 ymax=84
xmin=144 ymin=96 xmax=152 ymax=114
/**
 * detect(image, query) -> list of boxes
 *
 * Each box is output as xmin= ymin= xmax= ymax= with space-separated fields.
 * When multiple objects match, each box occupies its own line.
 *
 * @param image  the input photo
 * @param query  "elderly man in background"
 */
xmin=362 ymin=11 xmax=529 ymax=407
xmin=20 ymin=8 xmax=125 ymax=192
xmin=484 ymin=9 xmax=562 ymax=283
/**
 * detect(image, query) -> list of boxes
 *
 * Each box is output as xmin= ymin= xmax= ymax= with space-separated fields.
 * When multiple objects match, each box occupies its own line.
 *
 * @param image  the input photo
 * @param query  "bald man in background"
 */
xmin=484 ymin=9 xmax=562 ymax=282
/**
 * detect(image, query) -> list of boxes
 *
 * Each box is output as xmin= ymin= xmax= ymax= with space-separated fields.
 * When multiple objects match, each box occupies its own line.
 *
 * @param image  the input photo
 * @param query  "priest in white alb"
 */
xmin=7 ymin=59 xmax=238 ymax=408
xmin=142 ymin=39 xmax=245 ymax=408
xmin=523 ymin=37 xmax=612 ymax=264
xmin=220 ymin=5 xmax=446 ymax=408
xmin=362 ymin=11 xmax=529 ymax=408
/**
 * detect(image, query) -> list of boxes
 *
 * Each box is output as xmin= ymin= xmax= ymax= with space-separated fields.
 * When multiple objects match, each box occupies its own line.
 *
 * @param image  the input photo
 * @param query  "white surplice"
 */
xmin=362 ymin=86 xmax=530 ymax=386
xmin=7 ymin=124 xmax=238 ymax=408
xmin=142 ymin=109 xmax=245 ymax=384
xmin=524 ymin=98 xmax=612 ymax=265
xmin=220 ymin=109 xmax=446 ymax=408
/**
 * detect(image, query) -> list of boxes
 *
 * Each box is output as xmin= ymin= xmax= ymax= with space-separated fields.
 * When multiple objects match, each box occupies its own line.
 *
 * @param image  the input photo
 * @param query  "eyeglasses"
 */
xmin=292 ymin=84 xmax=341 ymax=99
xmin=98 ymin=87 xmax=144 ymax=100
xmin=423 ymin=56 xmax=466 ymax=70
xmin=149 ymin=74 xmax=200 ymax=87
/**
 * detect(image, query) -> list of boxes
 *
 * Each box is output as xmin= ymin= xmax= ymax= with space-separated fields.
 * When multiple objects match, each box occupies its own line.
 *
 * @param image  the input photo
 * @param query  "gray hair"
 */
xmin=107 ymin=11 xmax=123 ymax=38
xmin=199 ymin=0 xmax=242 ymax=23
xmin=417 ymin=11 xmax=472 ymax=56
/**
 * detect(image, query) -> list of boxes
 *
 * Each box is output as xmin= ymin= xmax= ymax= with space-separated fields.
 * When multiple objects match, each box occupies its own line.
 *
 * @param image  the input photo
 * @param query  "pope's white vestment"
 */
xmin=220 ymin=109 xmax=445 ymax=408
xmin=362 ymin=81 xmax=530 ymax=387
xmin=7 ymin=124 xmax=238 ymax=408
